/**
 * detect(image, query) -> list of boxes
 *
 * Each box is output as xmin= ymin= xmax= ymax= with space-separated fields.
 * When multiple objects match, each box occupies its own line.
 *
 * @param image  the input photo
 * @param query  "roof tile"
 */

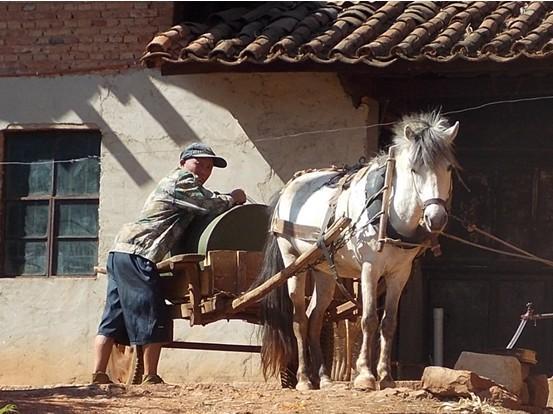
xmin=141 ymin=1 xmax=553 ymax=68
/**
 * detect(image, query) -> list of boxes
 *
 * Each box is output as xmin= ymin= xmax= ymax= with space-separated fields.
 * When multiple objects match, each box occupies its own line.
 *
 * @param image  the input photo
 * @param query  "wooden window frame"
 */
xmin=1 ymin=125 xmax=101 ymax=278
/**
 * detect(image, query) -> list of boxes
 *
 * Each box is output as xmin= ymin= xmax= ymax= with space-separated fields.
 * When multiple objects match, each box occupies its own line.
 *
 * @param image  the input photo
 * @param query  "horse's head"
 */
xmin=394 ymin=112 xmax=460 ymax=233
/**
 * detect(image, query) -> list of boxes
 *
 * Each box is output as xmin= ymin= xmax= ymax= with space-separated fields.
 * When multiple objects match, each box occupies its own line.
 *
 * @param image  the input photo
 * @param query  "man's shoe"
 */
xmin=141 ymin=374 xmax=165 ymax=385
xmin=92 ymin=372 xmax=113 ymax=384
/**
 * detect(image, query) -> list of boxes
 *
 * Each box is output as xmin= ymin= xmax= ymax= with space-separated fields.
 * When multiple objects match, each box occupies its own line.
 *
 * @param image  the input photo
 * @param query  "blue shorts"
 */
xmin=97 ymin=252 xmax=171 ymax=346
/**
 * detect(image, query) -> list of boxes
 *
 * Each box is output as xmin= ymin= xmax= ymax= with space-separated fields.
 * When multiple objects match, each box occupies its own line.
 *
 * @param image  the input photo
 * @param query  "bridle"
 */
xmin=410 ymin=168 xmax=452 ymax=218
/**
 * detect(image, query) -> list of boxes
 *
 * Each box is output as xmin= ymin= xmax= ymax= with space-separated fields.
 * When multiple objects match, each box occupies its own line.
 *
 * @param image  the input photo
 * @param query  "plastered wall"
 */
xmin=0 ymin=70 xmax=378 ymax=385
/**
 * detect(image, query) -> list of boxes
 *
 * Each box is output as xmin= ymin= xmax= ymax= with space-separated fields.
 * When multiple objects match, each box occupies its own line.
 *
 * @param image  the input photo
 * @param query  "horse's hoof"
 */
xmin=296 ymin=381 xmax=315 ymax=391
xmin=319 ymin=377 xmax=333 ymax=389
xmin=353 ymin=374 xmax=376 ymax=391
xmin=379 ymin=378 xmax=396 ymax=390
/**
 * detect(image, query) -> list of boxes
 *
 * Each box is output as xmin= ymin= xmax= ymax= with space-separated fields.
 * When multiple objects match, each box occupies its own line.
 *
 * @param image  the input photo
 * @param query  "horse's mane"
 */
xmin=391 ymin=111 xmax=459 ymax=170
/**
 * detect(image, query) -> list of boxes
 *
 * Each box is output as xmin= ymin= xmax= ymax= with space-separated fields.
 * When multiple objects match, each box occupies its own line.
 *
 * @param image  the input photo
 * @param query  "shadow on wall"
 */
xmin=0 ymin=72 xmax=202 ymax=188
xmin=166 ymin=72 xmax=365 ymax=183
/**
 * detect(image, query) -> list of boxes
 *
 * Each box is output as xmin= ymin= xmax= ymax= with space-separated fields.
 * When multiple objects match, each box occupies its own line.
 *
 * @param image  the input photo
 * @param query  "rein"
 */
xmin=374 ymin=146 xmax=447 ymax=255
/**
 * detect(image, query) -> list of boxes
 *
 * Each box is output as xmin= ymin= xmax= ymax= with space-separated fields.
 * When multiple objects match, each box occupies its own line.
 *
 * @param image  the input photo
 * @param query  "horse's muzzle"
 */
xmin=423 ymin=198 xmax=448 ymax=232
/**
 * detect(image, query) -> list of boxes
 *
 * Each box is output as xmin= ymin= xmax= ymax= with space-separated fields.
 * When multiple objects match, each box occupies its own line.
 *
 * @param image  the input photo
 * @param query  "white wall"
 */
xmin=0 ymin=69 xmax=377 ymax=385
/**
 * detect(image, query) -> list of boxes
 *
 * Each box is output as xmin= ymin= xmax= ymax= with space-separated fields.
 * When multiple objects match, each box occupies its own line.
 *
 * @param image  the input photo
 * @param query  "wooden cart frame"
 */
xmin=104 ymin=217 xmax=354 ymax=385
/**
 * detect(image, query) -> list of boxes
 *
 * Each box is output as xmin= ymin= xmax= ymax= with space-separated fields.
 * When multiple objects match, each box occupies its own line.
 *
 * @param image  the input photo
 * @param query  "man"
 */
xmin=92 ymin=143 xmax=246 ymax=385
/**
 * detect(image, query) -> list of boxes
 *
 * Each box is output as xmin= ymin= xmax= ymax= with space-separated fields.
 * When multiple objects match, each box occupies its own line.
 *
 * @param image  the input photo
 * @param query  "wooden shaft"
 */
xmin=225 ymin=216 xmax=351 ymax=315
xmin=377 ymin=146 xmax=397 ymax=252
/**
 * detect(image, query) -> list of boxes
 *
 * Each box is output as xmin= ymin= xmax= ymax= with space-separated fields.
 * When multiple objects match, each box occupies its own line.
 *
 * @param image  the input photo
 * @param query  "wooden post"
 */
xmin=377 ymin=145 xmax=397 ymax=252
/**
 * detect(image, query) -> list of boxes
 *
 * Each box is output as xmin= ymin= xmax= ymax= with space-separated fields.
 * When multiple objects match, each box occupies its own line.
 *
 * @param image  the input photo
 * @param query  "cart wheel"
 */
xmin=106 ymin=344 xmax=144 ymax=385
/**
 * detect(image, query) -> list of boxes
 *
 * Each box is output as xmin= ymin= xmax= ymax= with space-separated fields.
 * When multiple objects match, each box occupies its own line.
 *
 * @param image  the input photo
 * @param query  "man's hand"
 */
xmin=230 ymin=189 xmax=247 ymax=205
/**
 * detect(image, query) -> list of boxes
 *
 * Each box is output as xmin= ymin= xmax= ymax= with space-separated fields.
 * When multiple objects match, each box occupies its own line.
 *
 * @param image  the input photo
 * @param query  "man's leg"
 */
xmin=94 ymin=334 xmax=115 ymax=373
xmin=143 ymin=342 xmax=163 ymax=375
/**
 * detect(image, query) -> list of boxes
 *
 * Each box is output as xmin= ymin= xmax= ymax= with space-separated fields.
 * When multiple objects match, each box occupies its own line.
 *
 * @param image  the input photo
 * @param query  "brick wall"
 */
xmin=0 ymin=1 xmax=173 ymax=76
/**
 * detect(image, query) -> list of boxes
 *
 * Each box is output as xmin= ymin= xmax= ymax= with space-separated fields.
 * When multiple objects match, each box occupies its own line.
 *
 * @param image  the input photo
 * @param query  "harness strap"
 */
xmin=271 ymin=218 xmax=321 ymax=241
xmin=316 ymin=238 xmax=361 ymax=310
xmin=423 ymin=197 xmax=447 ymax=210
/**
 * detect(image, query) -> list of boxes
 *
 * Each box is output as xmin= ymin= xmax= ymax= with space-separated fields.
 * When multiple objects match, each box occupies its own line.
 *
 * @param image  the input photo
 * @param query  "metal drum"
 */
xmin=172 ymin=204 xmax=270 ymax=255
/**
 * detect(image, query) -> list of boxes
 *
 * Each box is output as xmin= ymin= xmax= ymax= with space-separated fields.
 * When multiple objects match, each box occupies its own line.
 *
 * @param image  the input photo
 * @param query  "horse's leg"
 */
xmin=306 ymin=270 xmax=335 ymax=389
xmin=353 ymin=261 xmax=379 ymax=391
xmin=377 ymin=267 xmax=411 ymax=389
xmin=287 ymin=271 xmax=312 ymax=390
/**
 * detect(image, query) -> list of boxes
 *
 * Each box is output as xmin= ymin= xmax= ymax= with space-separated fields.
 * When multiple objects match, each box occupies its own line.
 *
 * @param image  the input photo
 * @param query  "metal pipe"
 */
xmin=433 ymin=307 xmax=444 ymax=366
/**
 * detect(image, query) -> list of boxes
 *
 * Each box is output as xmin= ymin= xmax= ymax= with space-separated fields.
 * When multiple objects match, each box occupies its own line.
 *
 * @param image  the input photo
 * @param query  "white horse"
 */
xmin=255 ymin=111 xmax=460 ymax=391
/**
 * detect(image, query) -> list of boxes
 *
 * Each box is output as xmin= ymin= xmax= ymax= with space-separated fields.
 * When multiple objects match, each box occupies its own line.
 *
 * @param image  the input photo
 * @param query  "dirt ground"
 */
xmin=0 ymin=381 xmax=534 ymax=414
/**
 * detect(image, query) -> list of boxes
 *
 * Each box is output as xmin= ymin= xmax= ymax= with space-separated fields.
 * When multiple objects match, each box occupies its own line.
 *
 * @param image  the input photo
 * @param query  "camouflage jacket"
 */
xmin=111 ymin=168 xmax=234 ymax=263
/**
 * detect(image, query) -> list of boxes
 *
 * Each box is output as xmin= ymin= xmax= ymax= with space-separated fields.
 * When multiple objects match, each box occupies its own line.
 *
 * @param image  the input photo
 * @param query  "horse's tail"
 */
xmin=253 ymin=199 xmax=296 ymax=379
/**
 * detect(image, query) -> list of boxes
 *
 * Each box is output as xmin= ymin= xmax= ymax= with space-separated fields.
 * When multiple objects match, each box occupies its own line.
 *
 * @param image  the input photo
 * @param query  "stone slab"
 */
xmin=454 ymin=351 xmax=523 ymax=395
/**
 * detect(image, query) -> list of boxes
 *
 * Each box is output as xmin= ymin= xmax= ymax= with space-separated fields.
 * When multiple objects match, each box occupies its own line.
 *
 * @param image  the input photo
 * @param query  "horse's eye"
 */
xmin=447 ymin=165 xmax=454 ymax=172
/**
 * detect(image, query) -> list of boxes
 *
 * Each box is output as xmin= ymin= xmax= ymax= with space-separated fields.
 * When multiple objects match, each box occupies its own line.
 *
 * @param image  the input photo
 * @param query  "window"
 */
xmin=2 ymin=129 xmax=101 ymax=276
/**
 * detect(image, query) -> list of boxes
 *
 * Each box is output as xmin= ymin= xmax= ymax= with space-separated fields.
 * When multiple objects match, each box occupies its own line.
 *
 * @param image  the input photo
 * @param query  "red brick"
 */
xmin=56 ymin=10 xmax=73 ymax=19
xmin=91 ymin=2 xmax=107 ymax=11
xmin=63 ymin=19 xmax=80 ymax=28
xmin=32 ymin=53 xmax=48 ymax=61
xmin=22 ymin=3 xmax=37 ymax=12
xmin=72 ymin=51 xmax=90 ymax=59
xmin=93 ymin=35 xmax=108 ymax=43
xmin=48 ymin=19 xmax=64 ymax=29
xmin=107 ymin=2 xmax=134 ymax=10
xmin=90 ymin=53 xmax=104 ymax=60
xmin=72 ymin=43 xmax=91 ymax=52
xmin=35 ymin=20 xmax=52 ymax=29
xmin=76 ymin=10 xmax=101 ymax=19
xmin=22 ymin=21 xmax=36 ymax=29
xmin=77 ymin=3 xmax=93 ymax=11
xmin=118 ymin=18 xmax=134 ymax=26
xmin=129 ymin=9 xmax=157 ymax=18
xmin=73 ymin=27 xmax=97 ymax=36
xmin=7 ymin=4 xmax=22 ymax=12
xmin=99 ymin=26 xmax=126 ymax=35
xmin=120 ymin=51 xmax=136 ymax=60
xmin=123 ymin=35 xmax=138 ymax=43
xmin=105 ymin=18 xmax=119 ymax=27
xmin=100 ymin=10 xmax=125 ymax=19
xmin=91 ymin=19 xmax=107 ymax=27
xmin=4 ymin=55 xmax=18 ymax=62
xmin=133 ymin=2 xmax=151 ymax=9
xmin=7 ymin=21 xmax=23 ymax=30
xmin=77 ymin=19 xmax=91 ymax=28
xmin=0 ymin=22 xmax=6 ymax=30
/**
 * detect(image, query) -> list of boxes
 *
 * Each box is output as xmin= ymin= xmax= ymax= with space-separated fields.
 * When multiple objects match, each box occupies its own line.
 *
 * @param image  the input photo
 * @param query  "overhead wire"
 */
xmin=0 ymin=94 xmax=553 ymax=165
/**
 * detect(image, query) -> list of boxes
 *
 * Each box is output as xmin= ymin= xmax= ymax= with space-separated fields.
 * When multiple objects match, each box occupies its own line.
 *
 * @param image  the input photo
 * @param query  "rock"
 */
xmin=454 ymin=351 xmax=523 ymax=395
xmin=421 ymin=366 xmax=495 ymax=397
xmin=477 ymin=385 xmax=522 ymax=411
xmin=409 ymin=389 xmax=431 ymax=400
xmin=526 ymin=374 xmax=548 ymax=408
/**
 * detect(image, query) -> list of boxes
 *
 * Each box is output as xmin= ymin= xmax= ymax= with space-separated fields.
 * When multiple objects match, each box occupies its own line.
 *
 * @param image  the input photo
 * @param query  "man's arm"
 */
xmin=172 ymin=172 xmax=236 ymax=215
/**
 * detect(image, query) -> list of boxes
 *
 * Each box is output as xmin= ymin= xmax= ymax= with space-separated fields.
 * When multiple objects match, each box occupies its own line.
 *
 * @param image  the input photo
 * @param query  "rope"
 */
xmin=441 ymin=233 xmax=553 ymax=268
xmin=443 ymin=215 xmax=553 ymax=268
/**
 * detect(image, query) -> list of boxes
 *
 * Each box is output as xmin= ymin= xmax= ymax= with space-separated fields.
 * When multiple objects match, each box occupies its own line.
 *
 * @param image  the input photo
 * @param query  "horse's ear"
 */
xmin=445 ymin=121 xmax=459 ymax=143
xmin=404 ymin=125 xmax=416 ymax=141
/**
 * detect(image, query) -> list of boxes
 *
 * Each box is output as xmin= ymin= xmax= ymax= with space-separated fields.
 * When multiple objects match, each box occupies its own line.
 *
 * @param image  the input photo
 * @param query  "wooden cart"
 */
xmin=101 ymin=206 xmax=355 ymax=385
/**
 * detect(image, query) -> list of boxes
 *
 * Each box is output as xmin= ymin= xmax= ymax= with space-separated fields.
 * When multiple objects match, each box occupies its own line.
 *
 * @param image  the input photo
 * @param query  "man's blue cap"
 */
xmin=179 ymin=143 xmax=227 ymax=168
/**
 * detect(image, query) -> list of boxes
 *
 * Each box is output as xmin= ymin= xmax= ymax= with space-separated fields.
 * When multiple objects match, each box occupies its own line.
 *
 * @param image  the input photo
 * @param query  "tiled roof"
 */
xmin=141 ymin=1 xmax=553 ymax=69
